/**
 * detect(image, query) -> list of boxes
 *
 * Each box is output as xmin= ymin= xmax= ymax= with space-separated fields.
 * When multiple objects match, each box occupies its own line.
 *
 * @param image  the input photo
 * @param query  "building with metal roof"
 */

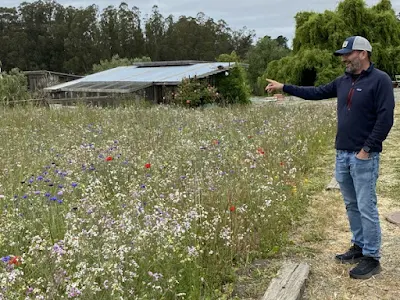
xmin=44 ymin=61 xmax=237 ymax=104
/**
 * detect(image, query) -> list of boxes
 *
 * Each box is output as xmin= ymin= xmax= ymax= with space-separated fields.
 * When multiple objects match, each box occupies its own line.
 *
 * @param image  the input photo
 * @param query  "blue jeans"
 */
xmin=335 ymin=150 xmax=381 ymax=259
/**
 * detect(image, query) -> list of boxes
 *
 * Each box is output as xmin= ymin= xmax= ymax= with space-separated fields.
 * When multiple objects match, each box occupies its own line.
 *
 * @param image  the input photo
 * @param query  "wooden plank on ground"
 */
xmin=262 ymin=262 xmax=310 ymax=300
xmin=386 ymin=211 xmax=400 ymax=225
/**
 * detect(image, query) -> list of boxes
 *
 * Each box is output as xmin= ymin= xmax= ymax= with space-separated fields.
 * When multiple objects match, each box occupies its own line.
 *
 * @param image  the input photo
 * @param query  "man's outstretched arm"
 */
xmin=266 ymin=79 xmax=337 ymax=100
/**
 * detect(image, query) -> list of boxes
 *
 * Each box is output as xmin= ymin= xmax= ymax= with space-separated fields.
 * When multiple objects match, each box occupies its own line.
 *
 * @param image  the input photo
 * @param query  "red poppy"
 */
xmin=257 ymin=147 xmax=265 ymax=155
xmin=229 ymin=205 xmax=236 ymax=212
xmin=145 ymin=163 xmax=151 ymax=169
xmin=8 ymin=256 xmax=22 ymax=266
xmin=105 ymin=156 xmax=113 ymax=161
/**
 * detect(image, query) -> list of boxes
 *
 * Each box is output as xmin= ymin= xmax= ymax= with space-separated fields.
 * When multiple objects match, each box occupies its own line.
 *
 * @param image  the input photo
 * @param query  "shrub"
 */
xmin=168 ymin=78 xmax=220 ymax=107
xmin=0 ymin=68 xmax=30 ymax=104
xmin=215 ymin=65 xmax=251 ymax=105
xmin=168 ymin=64 xmax=251 ymax=107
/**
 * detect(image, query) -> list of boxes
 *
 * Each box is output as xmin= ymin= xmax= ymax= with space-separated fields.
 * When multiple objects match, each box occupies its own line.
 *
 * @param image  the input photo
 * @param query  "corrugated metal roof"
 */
xmin=44 ymin=62 xmax=235 ymax=92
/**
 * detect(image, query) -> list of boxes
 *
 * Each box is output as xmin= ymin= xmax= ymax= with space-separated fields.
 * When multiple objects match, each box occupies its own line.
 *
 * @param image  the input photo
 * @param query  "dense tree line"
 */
xmin=0 ymin=1 xmax=256 ymax=75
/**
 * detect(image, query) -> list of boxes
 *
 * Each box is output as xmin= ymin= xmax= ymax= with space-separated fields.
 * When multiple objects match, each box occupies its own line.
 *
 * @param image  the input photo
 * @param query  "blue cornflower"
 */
xmin=22 ymin=195 xmax=28 ymax=199
xmin=1 ymin=256 xmax=10 ymax=263
xmin=98 ymin=154 xmax=104 ymax=159
xmin=140 ymin=184 xmax=146 ymax=189
xmin=89 ymin=165 xmax=96 ymax=171
xmin=57 ymin=199 xmax=63 ymax=204
xmin=50 ymin=197 xmax=57 ymax=201
xmin=71 ymin=182 xmax=78 ymax=188
xmin=37 ymin=176 xmax=44 ymax=181
xmin=58 ymin=184 xmax=63 ymax=189
xmin=45 ymin=192 xmax=51 ymax=198
xmin=34 ymin=191 xmax=41 ymax=195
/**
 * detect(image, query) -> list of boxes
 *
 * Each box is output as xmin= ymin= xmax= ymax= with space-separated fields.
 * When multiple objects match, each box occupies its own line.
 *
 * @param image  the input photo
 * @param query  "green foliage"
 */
xmin=168 ymin=78 xmax=220 ymax=107
xmin=0 ymin=68 xmax=30 ymax=103
xmin=246 ymin=36 xmax=291 ymax=95
xmin=268 ymin=0 xmax=400 ymax=87
xmin=0 ymin=2 xmax=255 ymax=74
xmin=167 ymin=64 xmax=250 ymax=107
xmin=215 ymin=65 xmax=251 ymax=105
xmin=216 ymin=51 xmax=241 ymax=62
xmin=263 ymin=49 xmax=343 ymax=88
xmin=91 ymin=55 xmax=151 ymax=73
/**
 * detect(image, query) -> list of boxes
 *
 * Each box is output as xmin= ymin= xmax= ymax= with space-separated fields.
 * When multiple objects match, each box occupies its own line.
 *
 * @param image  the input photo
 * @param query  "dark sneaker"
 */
xmin=349 ymin=257 xmax=381 ymax=279
xmin=335 ymin=244 xmax=363 ymax=264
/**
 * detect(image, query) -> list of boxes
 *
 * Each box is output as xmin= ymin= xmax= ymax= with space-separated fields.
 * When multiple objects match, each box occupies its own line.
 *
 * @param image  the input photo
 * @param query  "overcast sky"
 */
xmin=3 ymin=0 xmax=400 ymax=43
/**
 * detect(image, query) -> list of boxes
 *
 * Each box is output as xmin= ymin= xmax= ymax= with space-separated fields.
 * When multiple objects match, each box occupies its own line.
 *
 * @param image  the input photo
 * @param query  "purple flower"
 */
xmin=53 ymin=243 xmax=64 ymax=255
xmin=67 ymin=287 xmax=81 ymax=297
xmin=34 ymin=191 xmax=41 ymax=195
xmin=1 ymin=256 xmax=10 ymax=263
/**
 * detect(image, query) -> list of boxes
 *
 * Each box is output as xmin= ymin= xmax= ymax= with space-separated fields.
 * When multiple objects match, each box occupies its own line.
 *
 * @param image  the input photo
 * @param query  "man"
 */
xmin=266 ymin=36 xmax=395 ymax=280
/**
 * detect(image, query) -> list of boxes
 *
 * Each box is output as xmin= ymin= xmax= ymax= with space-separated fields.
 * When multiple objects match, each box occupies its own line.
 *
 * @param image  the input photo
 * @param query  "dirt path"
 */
xmin=295 ymin=105 xmax=400 ymax=300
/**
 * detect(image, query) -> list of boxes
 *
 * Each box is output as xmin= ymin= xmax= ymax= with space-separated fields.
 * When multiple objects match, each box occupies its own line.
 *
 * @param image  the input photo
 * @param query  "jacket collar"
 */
xmin=345 ymin=63 xmax=374 ymax=77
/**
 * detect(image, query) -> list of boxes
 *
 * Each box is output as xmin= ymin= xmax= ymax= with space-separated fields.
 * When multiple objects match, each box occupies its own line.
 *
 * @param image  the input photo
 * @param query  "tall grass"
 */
xmin=0 ymin=102 xmax=336 ymax=299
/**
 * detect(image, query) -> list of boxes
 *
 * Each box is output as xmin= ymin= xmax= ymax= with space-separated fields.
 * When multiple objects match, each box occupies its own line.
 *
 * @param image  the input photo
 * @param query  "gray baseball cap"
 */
xmin=334 ymin=36 xmax=372 ymax=56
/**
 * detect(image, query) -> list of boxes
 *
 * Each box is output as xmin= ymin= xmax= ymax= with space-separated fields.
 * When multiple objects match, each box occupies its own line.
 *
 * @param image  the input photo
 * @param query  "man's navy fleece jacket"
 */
xmin=283 ymin=64 xmax=395 ymax=153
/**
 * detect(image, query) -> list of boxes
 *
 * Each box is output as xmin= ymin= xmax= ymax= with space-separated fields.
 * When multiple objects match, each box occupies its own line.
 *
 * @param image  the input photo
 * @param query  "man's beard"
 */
xmin=345 ymin=59 xmax=362 ymax=74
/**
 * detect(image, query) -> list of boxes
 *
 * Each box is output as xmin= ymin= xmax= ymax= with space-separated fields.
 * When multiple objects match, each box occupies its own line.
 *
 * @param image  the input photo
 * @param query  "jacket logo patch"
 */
xmin=343 ymin=41 xmax=348 ymax=48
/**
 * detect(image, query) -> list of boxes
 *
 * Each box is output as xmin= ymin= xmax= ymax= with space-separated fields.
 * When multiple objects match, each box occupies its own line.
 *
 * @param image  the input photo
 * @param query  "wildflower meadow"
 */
xmin=0 ymin=102 xmax=336 ymax=299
